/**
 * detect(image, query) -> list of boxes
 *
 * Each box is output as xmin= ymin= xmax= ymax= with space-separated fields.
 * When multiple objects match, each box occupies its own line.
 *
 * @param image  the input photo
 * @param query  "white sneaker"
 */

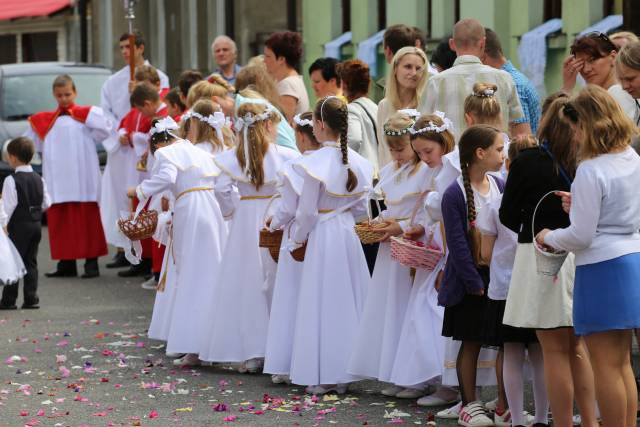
xmin=305 ymin=384 xmax=348 ymax=395
xmin=172 ymin=353 xmax=200 ymax=367
xmin=141 ymin=276 xmax=158 ymax=290
xmin=484 ymin=397 xmax=499 ymax=412
xmin=271 ymin=374 xmax=290 ymax=384
xmin=395 ymin=387 xmax=427 ymax=399
xmin=437 ymin=401 xmax=462 ymax=419
xmin=459 ymin=401 xmax=494 ymax=426
xmin=381 ymin=385 xmax=405 ymax=397
xmin=238 ymin=358 xmax=263 ymax=374
xmin=165 ymin=352 xmax=184 ymax=358
xmin=500 ymin=411 xmax=534 ymax=426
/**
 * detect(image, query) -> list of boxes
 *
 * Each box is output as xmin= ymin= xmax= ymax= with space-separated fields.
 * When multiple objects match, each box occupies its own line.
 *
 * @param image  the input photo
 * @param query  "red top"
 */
xmin=28 ymin=104 xmax=92 ymax=140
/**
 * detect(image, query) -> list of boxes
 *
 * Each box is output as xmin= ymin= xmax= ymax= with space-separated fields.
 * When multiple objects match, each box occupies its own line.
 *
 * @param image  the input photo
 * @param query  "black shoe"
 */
xmin=45 ymin=260 xmax=77 ymax=278
xmin=106 ymin=252 xmax=130 ymax=269
xmin=21 ymin=302 xmax=40 ymax=309
xmin=0 ymin=303 xmax=17 ymax=310
xmin=118 ymin=258 xmax=151 ymax=277
xmin=45 ymin=269 xmax=78 ymax=278
xmin=81 ymin=270 xmax=99 ymax=279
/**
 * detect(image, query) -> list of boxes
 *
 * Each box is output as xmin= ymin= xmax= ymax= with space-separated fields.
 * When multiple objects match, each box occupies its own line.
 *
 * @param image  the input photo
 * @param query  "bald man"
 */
xmin=419 ymin=19 xmax=529 ymax=137
xmin=211 ymin=35 xmax=241 ymax=86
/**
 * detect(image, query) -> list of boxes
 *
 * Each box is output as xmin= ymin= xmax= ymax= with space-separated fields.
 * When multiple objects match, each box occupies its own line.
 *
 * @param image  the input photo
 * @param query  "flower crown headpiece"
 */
xmin=383 ymin=108 xmax=421 ymax=136
xmin=473 ymin=88 xmax=495 ymax=98
xmin=408 ymin=110 xmax=453 ymax=135
xmin=293 ymin=113 xmax=313 ymax=128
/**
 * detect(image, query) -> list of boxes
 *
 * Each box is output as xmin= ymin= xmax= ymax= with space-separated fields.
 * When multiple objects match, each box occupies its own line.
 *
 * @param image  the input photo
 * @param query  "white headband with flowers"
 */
xmin=408 ymin=110 xmax=454 ymax=135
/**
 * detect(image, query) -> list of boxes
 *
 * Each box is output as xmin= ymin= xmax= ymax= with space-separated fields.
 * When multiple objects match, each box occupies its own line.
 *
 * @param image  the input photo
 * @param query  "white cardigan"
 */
xmin=347 ymin=97 xmax=379 ymax=175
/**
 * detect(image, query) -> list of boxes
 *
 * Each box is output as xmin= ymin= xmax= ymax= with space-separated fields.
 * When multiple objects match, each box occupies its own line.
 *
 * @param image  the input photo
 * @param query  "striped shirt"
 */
xmin=501 ymin=60 xmax=541 ymax=133
xmin=418 ymin=55 xmax=524 ymax=136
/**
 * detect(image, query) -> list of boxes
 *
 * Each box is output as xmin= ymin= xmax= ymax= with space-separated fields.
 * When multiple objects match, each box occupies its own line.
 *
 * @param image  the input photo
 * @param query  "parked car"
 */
xmin=0 ymin=62 xmax=112 ymax=187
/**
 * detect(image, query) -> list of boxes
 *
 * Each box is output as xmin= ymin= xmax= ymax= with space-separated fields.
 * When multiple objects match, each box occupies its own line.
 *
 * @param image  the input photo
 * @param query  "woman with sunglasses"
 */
xmin=561 ymin=32 xmax=636 ymax=121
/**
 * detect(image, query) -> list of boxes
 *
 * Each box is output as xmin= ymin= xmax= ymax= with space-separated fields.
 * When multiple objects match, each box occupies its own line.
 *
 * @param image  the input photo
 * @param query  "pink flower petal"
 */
xmin=148 ymin=410 xmax=159 ymax=419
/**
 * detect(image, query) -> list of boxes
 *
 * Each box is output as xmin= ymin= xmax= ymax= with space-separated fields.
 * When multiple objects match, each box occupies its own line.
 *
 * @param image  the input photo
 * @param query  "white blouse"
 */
xmin=544 ymin=147 xmax=640 ymax=265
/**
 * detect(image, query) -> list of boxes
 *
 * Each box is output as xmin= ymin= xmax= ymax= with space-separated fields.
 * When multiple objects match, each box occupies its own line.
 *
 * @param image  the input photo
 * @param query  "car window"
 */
xmin=2 ymin=73 xmax=110 ymax=120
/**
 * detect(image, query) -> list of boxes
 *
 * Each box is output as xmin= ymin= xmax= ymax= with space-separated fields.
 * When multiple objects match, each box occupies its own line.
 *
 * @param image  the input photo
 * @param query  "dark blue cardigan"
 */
xmin=438 ymin=176 xmax=505 ymax=307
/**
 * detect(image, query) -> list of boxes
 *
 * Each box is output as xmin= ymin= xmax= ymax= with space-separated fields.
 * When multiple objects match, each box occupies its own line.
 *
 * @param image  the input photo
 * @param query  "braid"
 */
xmin=460 ymin=162 xmax=476 ymax=224
xmin=337 ymin=105 xmax=358 ymax=192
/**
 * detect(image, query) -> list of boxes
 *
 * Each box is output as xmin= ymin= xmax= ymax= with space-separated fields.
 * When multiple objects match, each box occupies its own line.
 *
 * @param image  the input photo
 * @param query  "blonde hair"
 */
xmin=235 ymin=65 xmax=283 ymax=113
xmin=570 ymin=85 xmax=637 ymax=160
xmin=186 ymin=80 xmax=229 ymax=109
xmin=617 ymin=41 xmax=640 ymax=71
xmin=409 ymin=113 xmax=456 ymax=155
xmin=190 ymin=99 xmax=234 ymax=152
xmin=236 ymin=102 xmax=280 ymax=190
xmin=464 ymin=82 xmax=503 ymax=129
xmin=610 ymin=31 xmax=639 ymax=47
xmin=385 ymin=47 xmax=428 ymax=110
xmin=384 ymin=111 xmax=420 ymax=174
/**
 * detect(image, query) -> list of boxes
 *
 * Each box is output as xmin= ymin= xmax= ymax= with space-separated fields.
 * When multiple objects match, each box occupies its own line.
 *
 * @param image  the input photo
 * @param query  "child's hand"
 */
xmin=161 ymin=197 xmax=170 ymax=212
xmin=375 ymin=220 xmax=403 ymax=242
xmin=555 ymin=191 xmax=571 ymax=214
xmin=128 ymin=80 xmax=136 ymax=93
xmin=126 ymin=187 xmax=137 ymax=198
xmin=403 ymin=225 xmax=425 ymax=241
xmin=434 ymin=270 xmax=444 ymax=292
xmin=265 ymin=216 xmax=272 ymax=228
xmin=119 ymin=133 xmax=131 ymax=146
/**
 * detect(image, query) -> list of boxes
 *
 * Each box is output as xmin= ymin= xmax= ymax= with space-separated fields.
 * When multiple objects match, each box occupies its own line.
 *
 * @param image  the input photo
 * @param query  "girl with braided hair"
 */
xmin=199 ymin=101 xmax=299 ymax=372
xmin=287 ymin=96 xmax=373 ymax=394
xmin=439 ymin=124 xmax=506 ymax=426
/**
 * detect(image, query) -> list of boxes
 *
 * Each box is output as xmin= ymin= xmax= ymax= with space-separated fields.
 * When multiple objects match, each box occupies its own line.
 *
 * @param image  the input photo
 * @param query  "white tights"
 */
xmin=503 ymin=342 xmax=549 ymax=425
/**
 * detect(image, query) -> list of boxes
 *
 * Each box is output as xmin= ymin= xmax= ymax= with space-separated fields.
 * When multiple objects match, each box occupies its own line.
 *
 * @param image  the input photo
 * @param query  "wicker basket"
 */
xmin=259 ymin=228 xmax=283 ymax=262
xmin=390 ymin=236 xmax=443 ymax=270
xmin=354 ymin=221 xmax=387 ymax=244
xmin=388 ymin=189 xmax=444 ymax=271
xmin=118 ymin=209 xmax=158 ymax=241
xmin=532 ymin=191 xmax=568 ymax=276
xmin=257 ymin=196 xmax=283 ymax=262
xmin=291 ymin=241 xmax=307 ymax=262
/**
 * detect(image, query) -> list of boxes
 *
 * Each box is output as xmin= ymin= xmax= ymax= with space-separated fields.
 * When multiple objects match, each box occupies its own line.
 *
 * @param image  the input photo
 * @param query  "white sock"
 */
xmin=528 ymin=343 xmax=550 ymax=425
xmin=503 ymin=343 xmax=526 ymax=425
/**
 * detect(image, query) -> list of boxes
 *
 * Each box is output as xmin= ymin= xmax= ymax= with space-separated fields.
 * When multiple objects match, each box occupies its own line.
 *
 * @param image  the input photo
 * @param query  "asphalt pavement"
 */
xmin=0 ymin=231 xmax=536 ymax=426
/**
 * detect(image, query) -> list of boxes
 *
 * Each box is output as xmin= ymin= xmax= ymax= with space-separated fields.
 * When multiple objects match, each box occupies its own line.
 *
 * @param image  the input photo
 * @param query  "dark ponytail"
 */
xmin=314 ymin=96 xmax=358 ymax=192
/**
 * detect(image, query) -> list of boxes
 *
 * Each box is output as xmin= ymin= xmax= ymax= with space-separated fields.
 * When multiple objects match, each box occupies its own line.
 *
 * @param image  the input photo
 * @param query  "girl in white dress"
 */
xmin=186 ymin=99 xmax=234 ymax=155
xmin=0 ymin=198 xmax=26 ymax=286
xmin=288 ymin=96 xmax=373 ymax=394
xmin=128 ymin=117 xmax=226 ymax=365
xmin=387 ymin=113 xmax=459 ymax=403
xmin=264 ymin=112 xmax=320 ymax=384
xmin=199 ymin=101 xmax=299 ymax=372
xmin=347 ymin=110 xmax=434 ymax=398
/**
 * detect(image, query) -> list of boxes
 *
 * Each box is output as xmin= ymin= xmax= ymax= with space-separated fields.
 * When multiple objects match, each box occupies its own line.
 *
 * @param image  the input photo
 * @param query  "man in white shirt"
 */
xmin=419 ymin=19 xmax=529 ymax=137
xmin=100 ymin=31 xmax=170 ymax=126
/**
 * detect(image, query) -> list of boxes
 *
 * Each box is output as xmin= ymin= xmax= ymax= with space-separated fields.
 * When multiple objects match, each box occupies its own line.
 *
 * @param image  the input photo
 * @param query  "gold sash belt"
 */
xmin=176 ymin=186 xmax=214 ymax=201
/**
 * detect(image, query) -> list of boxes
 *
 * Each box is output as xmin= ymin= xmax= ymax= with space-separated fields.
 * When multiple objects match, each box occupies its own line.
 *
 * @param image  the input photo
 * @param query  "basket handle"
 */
xmin=531 ymin=190 xmax=561 ymax=245
xmin=262 ymin=194 xmax=282 ymax=228
xmin=409 ymin=190 xmax=431 ymax=227
xmin=132 ymin=196 xmax=153 ymax=221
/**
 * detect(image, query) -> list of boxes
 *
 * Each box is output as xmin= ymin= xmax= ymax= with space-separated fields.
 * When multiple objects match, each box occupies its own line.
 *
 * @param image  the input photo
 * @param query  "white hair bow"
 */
xmin=234 ymin=103 xmax=275 ymax=173
xmin=191 ymin=111 xmax=229 ymax=143
xmin=150 ymin=117 xmax=179 ymax=137
xmin=408 ymin=110 xmax=454 ymax=135
xmin=293 ymin=114 xmax=313 ymax=128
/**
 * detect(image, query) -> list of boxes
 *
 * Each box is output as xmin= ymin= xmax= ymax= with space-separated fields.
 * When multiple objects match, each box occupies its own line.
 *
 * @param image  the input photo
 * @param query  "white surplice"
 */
xmin=199 ymin=144 xmax=300 ymax=363
xmin=347 ymin=161 xmax=436 ymax=383
xmin=24 ymin=107 xmax=111 ymax=204
xmin=288 ymin=143 xmax=374 ymax=386
xmin=136 ymin=139 xmax=226 ymax=354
